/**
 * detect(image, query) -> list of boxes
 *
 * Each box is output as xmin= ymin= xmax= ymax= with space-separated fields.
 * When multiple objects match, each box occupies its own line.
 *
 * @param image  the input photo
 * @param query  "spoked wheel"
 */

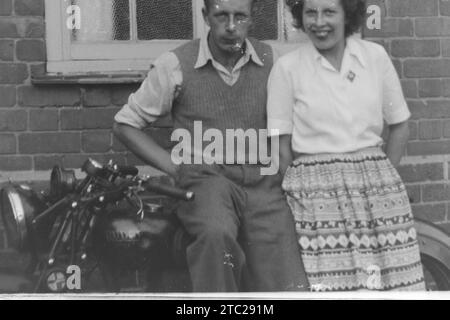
xmin=421 ymin=254 xmax=450 ymax=291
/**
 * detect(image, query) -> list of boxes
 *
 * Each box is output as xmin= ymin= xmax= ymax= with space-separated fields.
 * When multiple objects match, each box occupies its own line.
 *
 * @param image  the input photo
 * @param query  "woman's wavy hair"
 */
xmin=286 ymin=0 xmax=367 ymax=37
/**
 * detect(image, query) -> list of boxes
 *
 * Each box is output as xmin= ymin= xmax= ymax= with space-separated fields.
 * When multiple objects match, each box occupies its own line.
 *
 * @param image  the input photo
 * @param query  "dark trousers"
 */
xmin=176 ymin=164 xmax=308 ymax=292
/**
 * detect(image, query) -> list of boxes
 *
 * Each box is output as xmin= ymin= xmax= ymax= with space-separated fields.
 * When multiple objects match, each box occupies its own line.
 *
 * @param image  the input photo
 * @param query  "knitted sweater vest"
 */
xmin=172 ymin=38 xmax=273 ymax=164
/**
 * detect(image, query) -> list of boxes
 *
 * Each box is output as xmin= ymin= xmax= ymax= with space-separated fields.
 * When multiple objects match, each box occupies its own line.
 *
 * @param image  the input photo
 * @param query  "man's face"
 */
xmin=203 ymin=0 xmax=253 ymax=55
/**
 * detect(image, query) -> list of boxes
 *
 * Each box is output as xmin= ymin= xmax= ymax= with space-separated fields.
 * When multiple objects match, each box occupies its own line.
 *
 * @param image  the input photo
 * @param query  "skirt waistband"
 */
xmin=292 ymin=147 xmax=387 ymax=165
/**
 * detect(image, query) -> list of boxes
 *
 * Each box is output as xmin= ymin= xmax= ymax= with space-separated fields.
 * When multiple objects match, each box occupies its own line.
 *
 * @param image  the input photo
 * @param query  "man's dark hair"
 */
xmin=203 ymin=0 xmax=258 ymax=12
xmin=286 ymin=0 xmax=366 ymax=37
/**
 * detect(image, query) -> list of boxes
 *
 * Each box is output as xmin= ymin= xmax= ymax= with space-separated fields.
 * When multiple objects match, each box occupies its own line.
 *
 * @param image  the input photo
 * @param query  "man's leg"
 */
xmin=240 ymin=167 xmax=309 ymax=292
xmin=176 ymin=165 xmax=247 ymax=292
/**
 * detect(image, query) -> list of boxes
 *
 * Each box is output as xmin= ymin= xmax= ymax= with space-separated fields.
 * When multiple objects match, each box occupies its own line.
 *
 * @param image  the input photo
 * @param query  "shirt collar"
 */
xmin=194 ymin=33 xmax=265 ymax=69
xmin=307 ymin=35 xmax=367 ymax=69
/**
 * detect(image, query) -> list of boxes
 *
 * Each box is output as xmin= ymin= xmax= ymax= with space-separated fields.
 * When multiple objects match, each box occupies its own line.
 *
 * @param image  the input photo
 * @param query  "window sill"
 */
xmin=31 ymin=72 xmax=147 ymax=85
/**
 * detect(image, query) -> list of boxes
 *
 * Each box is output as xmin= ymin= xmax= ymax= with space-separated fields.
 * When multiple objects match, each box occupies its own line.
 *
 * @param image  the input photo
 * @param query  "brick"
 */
xmin=0 ymin=0 xmax=12 ymax=15
xmin=16 ymin=40 xmax=45 ymax=61
xmin=364 ymin=18 xmax=414 ymax=38
xmin=404 ymin=59 xmax=450 ymax=78
xmin=82 ymin=131 xmax=112 ymax=153
xmin=33 ymin=155 xmax=65 ymax=171
xmin=24 ymin=20 xmax=45 ymax=38
xmin=63 ymin=153 xmax=126 ymax=169
xmin=29 ymin=109 xmax=59 ymax=131
xmin=419 ymin=120 xmax=442 ymax=140
xmin=61 ymin=108 xmax=118 ymax=130
xmin=0 ymin=134 xmax=16 ymax=154
xmin=30 ymin=63 xmax=46 ymax=77
xmin=443 ymin=79 xmax=450 ymax=97
xmin=391 ymin=39 xmax=440 ymax=58
xmin=407 ymin=140 xmax=450 ymax=156
xmin=0 ymin=64 xmax=28 ymax=84
xmin=442 ymin=120 xmax=450 ymax=138
xmin=405 ymin=184 xmax=421 ymax=204
xmin=443 ymin=39 xmax=450 ymax=57
xmin=422 ymin=184 xmax=450 ymax=202
xmin=415 ymin=17 xmax=450 ymax=36
xmin=408 ymin=121 xmax=418 ymax=140
xmin=398 ymin=163 xmax=444 ymax=183
xmin=0 ymin=20 xmax=18 ymax=37
xmin=412 ymin=204 xmax=446 ymax=223
xmin=82 ymin=108 xmax=118 ymax=129
xmin=408 ymin=100 xmax=450 ymax=120
xmin=0 ymin=40 xmax=14 ymax=61
xmin=110 ymin=84 xmax=139 ymax=106
xmin=401 ymin=80 xmax=417 ymax=98
xmin=0 ymin=110 xmax=27 ymax=131
xmin=14 ymin=0 xmax=44 ymax=16
xmin=18 ymin=86 xmax=80 ymax=107
xmin=418 ymin=79 xmax=442 ymax=98
xmin=0 ymin=156 xmax=32 ymax=171
xmin=18 ymin=133 xmax=81 ymax=154
xmin=83 ymin=87 xmax=112 ymax=107
xmin=389 ymin=0 xmax=438 ymax=16
xmin=441 ymin=0 xmax=450 ymax=16
xmin=0 ymin=86 xmax=16 ymax=107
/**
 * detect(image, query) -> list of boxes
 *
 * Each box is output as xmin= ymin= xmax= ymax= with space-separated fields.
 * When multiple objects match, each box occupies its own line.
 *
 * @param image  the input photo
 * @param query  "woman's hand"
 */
xmin=385 ymin=121 xmax=410 ymax=168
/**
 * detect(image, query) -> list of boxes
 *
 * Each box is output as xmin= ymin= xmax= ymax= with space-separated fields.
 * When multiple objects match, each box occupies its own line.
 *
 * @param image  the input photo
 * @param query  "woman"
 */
xmin=267 ymin=0 xmax=425 ymax=291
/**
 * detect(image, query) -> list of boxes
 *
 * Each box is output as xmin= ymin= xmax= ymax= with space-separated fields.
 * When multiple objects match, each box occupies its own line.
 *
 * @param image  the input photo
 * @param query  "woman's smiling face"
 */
xmin=302 ymin=0 xmax=346 ymax=55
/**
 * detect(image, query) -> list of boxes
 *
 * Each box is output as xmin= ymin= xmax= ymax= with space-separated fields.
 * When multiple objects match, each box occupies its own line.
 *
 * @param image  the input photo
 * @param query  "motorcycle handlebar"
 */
xmin=144 ymin=180 xmax=195 ymax=202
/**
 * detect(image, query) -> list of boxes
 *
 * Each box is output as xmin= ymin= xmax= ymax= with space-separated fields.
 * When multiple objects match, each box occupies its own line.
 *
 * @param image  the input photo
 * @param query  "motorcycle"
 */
xmin=0 ymin=158 xmax=194 ymax=293
xmin=1 ymin=158 xmax=450 ymax=292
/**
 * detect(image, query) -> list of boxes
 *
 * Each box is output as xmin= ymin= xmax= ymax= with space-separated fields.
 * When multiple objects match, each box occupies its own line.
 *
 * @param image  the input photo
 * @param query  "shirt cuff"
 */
xmin=385 ymin=103 xmax=411 ymax=125
xmin=267 ymin=118 xmax=293 ymax=136
xmin=114 ymin=104 xmax=148 ymax=129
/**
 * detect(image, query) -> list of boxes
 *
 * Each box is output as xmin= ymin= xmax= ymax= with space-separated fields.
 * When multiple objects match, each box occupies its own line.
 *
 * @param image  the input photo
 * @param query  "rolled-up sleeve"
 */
xmin=380 ymin=48 xmax=411 ymax=125
xmin=114 ymin=52 xmax=181 ymax=129
xmin=267 ymin=59 xmax=294 ymax=136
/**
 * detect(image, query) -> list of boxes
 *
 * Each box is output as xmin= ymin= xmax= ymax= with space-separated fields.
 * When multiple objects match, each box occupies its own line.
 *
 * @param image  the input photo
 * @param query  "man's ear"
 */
xmin=202 ymin=7 xmax=210 ymax=27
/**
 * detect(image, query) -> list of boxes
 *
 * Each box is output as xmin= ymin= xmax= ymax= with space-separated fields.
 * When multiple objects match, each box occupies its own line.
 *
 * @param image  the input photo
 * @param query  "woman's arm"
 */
xmin=278 ymin=134 xmax=294 ymax=176
xmin=384 ymin=121 xmax=409 ymax=168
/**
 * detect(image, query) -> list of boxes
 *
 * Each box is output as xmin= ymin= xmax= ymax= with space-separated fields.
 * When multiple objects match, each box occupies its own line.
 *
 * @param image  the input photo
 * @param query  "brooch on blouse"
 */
xmin=347 ymin=70 xmax=356 ymax=82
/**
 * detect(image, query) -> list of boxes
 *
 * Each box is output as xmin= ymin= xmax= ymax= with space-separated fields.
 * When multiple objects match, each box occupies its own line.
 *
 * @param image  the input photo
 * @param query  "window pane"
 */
xmin=136 ymin=0 xmax=193 ymax=40
xmin=72 ymin=0 xmax=130 ymax=42
xmin=249 ymin=0 xmax=278 ymax=40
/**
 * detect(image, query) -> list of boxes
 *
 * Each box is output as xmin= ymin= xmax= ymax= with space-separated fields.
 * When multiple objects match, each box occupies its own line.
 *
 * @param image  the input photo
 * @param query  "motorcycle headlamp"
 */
xmin=0 ymin=184 xmax=45 ymax=252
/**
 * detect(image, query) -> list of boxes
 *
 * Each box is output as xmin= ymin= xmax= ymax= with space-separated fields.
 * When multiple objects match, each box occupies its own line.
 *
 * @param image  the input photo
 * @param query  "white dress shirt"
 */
xmin=267 ymin=36 xmax=411 ymax=155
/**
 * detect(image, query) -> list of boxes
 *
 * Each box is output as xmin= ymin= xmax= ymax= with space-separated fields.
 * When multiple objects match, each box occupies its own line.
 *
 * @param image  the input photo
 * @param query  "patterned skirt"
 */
xmin=283 ymin=147 xmax=426 ymax=291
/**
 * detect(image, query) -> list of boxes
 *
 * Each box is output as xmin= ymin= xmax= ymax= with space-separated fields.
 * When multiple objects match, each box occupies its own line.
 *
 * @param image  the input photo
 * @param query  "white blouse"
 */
xmin=267 ymin=36 xmax=411 ymax=155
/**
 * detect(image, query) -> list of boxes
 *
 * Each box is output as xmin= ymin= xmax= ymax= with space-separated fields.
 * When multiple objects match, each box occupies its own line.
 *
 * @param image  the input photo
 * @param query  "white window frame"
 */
xmin=45 ymin=0 xmax=301 ymax=74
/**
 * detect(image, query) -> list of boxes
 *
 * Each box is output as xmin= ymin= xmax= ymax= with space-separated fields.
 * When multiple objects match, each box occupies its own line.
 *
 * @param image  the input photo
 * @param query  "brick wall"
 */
xmin=0 ymin=0 xmax=449 ymax=259
xmin=364 ymin=0 xmax=450 ymax=233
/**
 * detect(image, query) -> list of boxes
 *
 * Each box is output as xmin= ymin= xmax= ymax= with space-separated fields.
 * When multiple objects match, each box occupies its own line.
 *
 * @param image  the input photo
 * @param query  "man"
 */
xmin=113 ymin=0 xmax=308 ymax=292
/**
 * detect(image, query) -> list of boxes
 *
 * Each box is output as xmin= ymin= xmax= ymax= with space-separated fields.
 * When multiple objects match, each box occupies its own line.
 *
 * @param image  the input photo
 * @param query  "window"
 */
xmin=45 ymin=0 xmax=307 ymax=74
